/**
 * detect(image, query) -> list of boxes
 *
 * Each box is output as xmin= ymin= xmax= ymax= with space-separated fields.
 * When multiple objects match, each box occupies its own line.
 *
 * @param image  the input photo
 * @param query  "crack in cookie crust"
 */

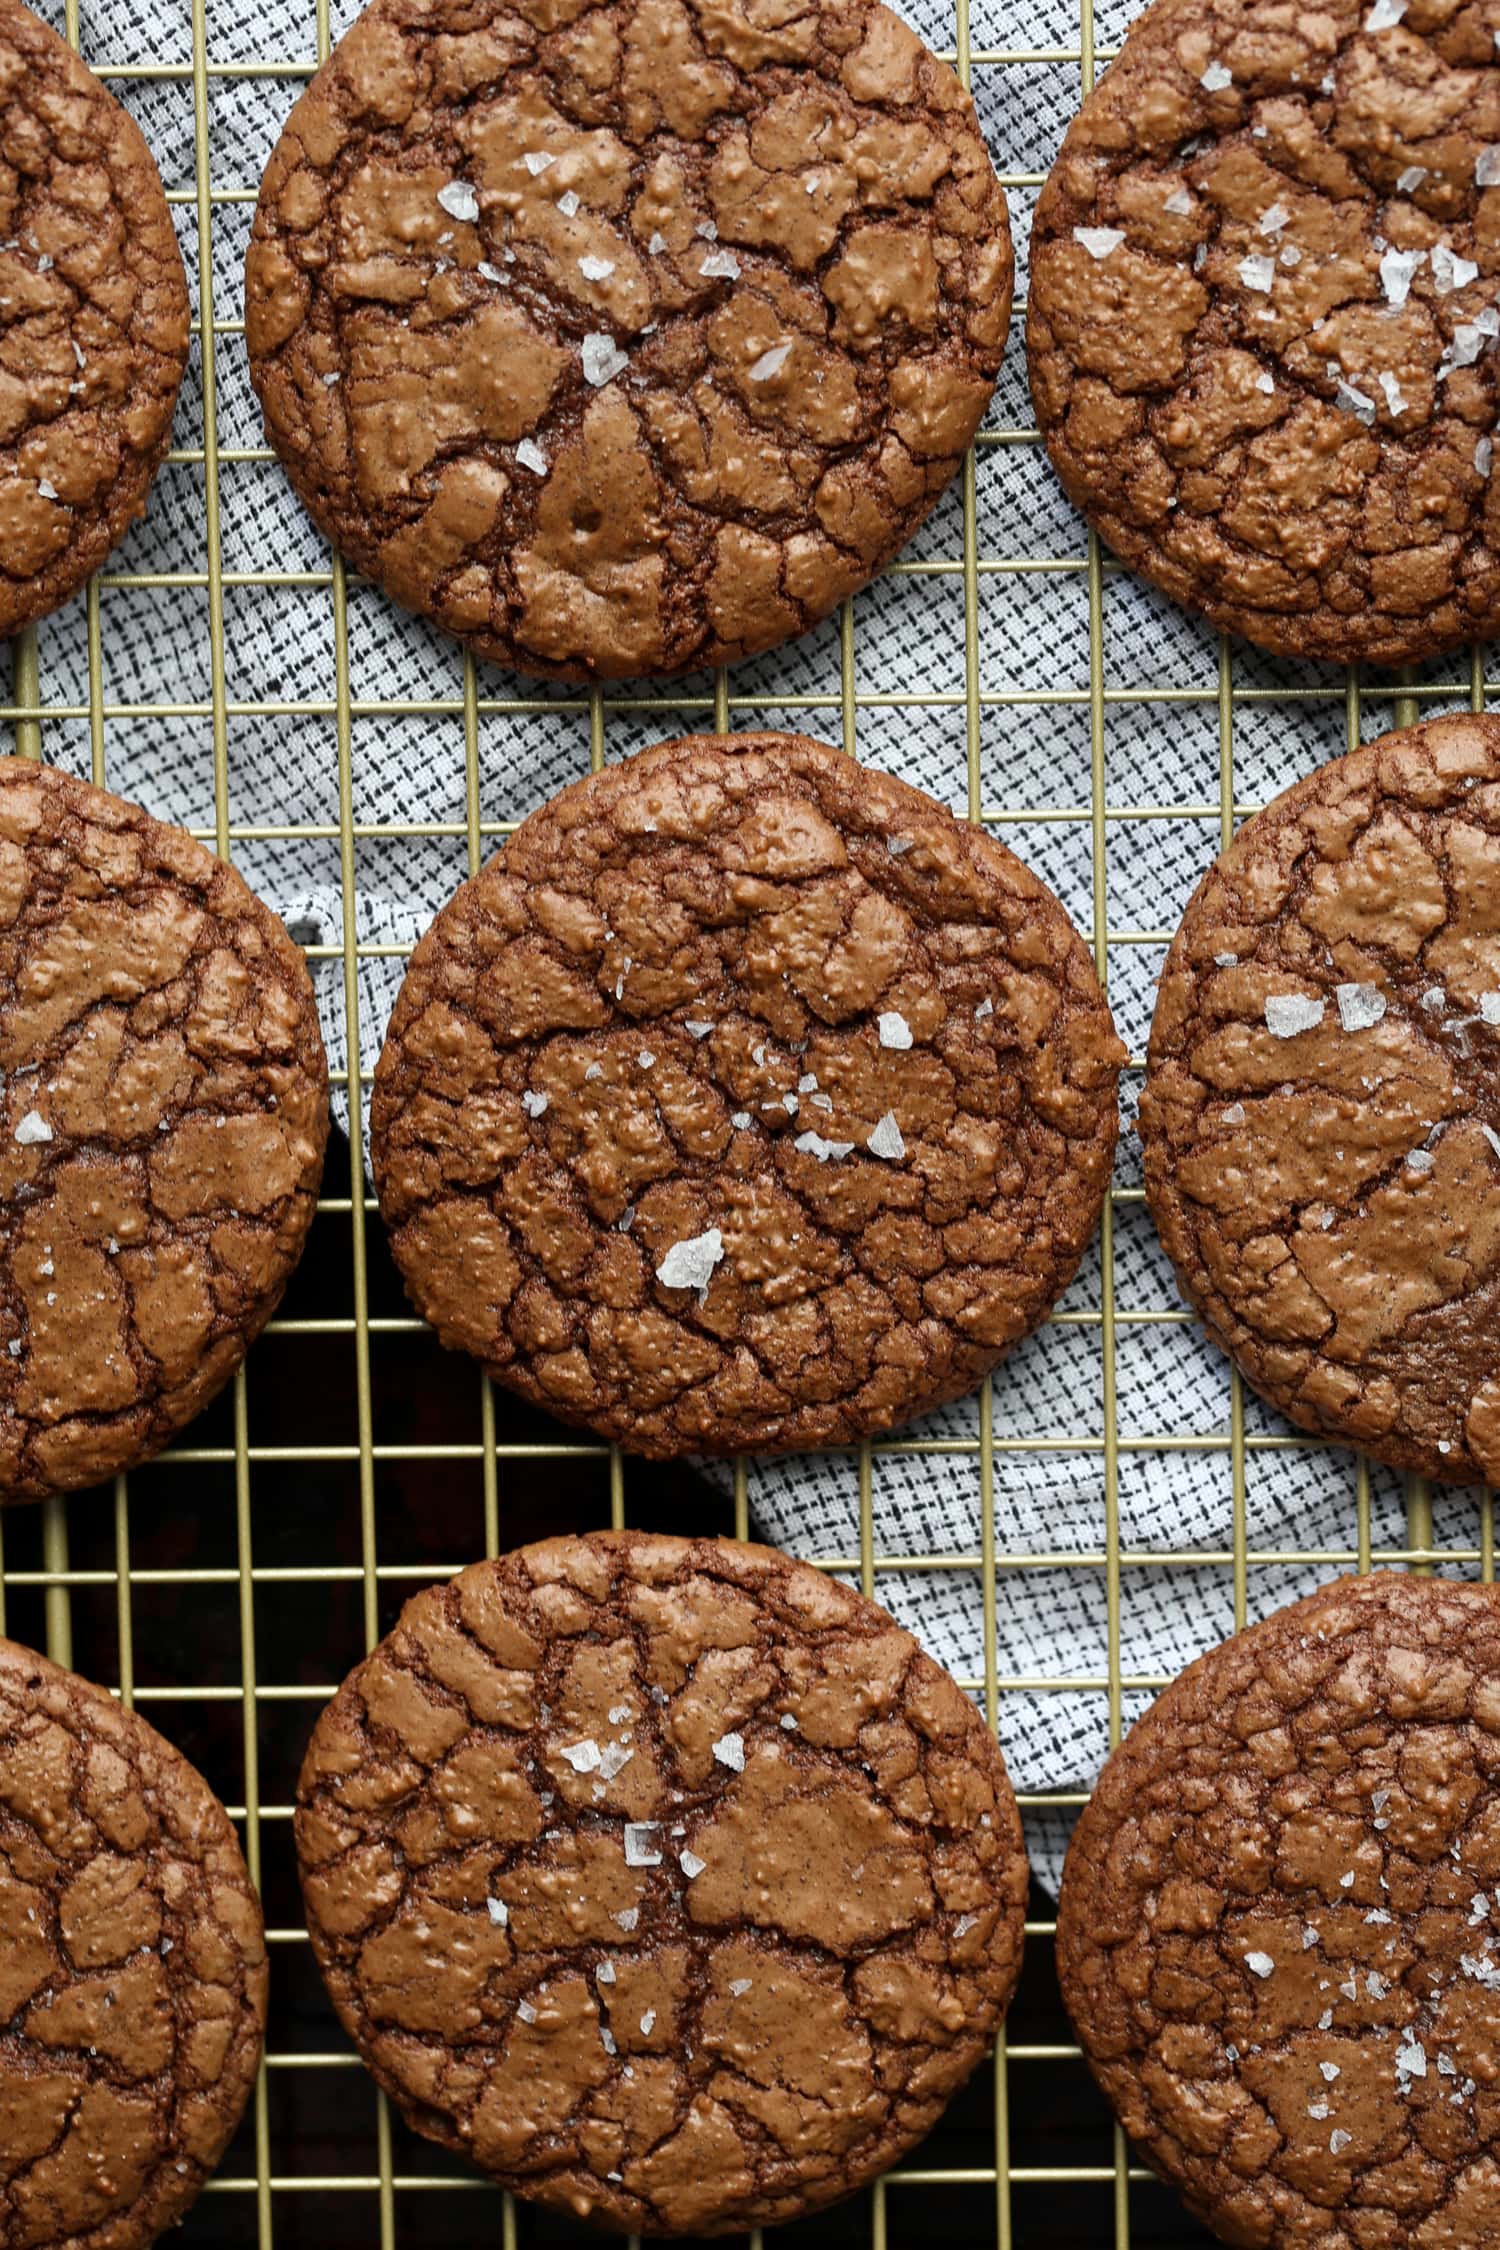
xmin=296 ymin=1530 xmax=1028 ymax=2235
xmin=0 ymin=1636 xmax=267 ymax=2250
xmin=1059 ymin=1574 xmax=1500 ymax=2250
xmin=370 ymin=731 xmax=1125 ymax=1458
xmin=244 ymin=0 xmax=1012 ymax=682
xmin=0 ymin=0 xmax=190 ymax=638
xmin=1028 ymin=0 xmax=1500 ymax=667
xmin=1141 ymin=712 xmax=1500 ymax=1486
xmin=0 ymin=758 xmax=331 ymax=1500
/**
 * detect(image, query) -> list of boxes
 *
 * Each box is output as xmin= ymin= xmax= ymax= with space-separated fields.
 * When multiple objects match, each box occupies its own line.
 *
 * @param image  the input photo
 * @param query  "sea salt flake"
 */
xmin=1431 ymin=243 xmax=1480 ymax=294
xmin=730 ymin=1111 xmax=752 ymax=1129
xmin=1335 ymin=380 xmax=1377 ymax=423
xmin=1407 ymin=1146 xmax=1436 ymax=1173
xmin=523 ymin=151 xmax=555 ymax=174
xmin=581 ymin=332 xmax=629 ymax=386
xmin=1245 ymin=1951 xmax=1275 ymax=1979
xmin=1366 ymin=1909 xmax=1393 ymax=1925
xmin=1074 ymin=225 xmax=1126 ymax=259
xmin=614 ymin=1908 xmax=639 ymax=1932
xmin=679 ymin=1849 xmax=706 ymax=1880
xmin=878 ymin=1010 xmax=913 ymax=1049
xmin=656 ymin=1227 xmax=724 ymax=1291
xmin=560 ymin=1738 xmax=602 ymax=1773
xmin=1367 ymin=1971 xmax=1390 ymax=1998
xmin=712 ymin=1731 xmax=745 ymax=1771
xmin=522 ymin=1090 xmax=549 ymax=1118
xmin=609 ymin=1704 xmax=632 ymax=1724
xmin=1478 ymin=147 xmax=1500 ymax=187
xmin=517 ymin=2000 xmax=538 ymax=2023
xmin=1472 ymin=1892 xmax=1492 ymax=1923
xmin=780 ymin=1712 xmax=798 ymax=1730
xmin=1477 ymin=436 xmax=1494 ymax=477
xmin=579 ymin=255 xmax=615 ymax=281
xmin=1365 ymin=0 xmax=1406 ymax=25
xmin=13 ymin=1112 xmax=51 ymax=1145
xmin=516 ymin=438 xmax=548 ymax=475
xmin=1380 ymin=246 xmax=1424 ymax=306
xmin=699 ymin=248 xmax=741 ymax=280
xmin=867 ymin=1110 xmax=906 ymax=1162
xmin=696 ymin=220 xmax=718 ymax=240
xmin=647 ymin=230 xmax=666 ymax=252
xmin=1256 ymin=371 xmax=1275 ymax=393
xmin=975 ymin=996 xmax=993 ymax=1018
xmin=1301 ymin=1925 xmax=1319 ymax=1949
xmin=1308 ymin=2098 xmax=1330 ymax=2119
xmin=1321 ymin=2062 xmax=1341 ymax=2082
xmin=437 ymin=181 xmax=479 ymax=223
xmin=598 ymin=1961 xmax=617 ymax=1984
xmin=1266 ymin=994 xmax=1325 ymax=1038
xmin=598 ymin=1743 xmax=634 ymax=1780
xmin=1330 ymin=2129 xmax=1352 ymax=2153
xmin=684 ymin=1019 xmax=714 ymax=1038
xmin=729 ymin=1978 xmax=752 ymax=1996
xmin=624 ymin=1823 xmax=662 ymax=1867
xmin=748 ymin=341 xmax=793 ymax=381
xmin=1482 ymin=1124 xmax=1500 ymax=1159
xmin=640 ymin=2009 xmax=656 ymax=2035
xmin=477 ymin=262 xmax=508 ymax=286
xmin=637 ymin=1050 xmax=654 ymax=1069
xmin=557 ymin=190 xmax=581 ymax=217
xmin=1397 ymin=2038 xmax=1428 ymax=2082
xmin=36 ymin=478 xmax=58 ymax=499
xmin=1336 ymin=980 xmax=1386 ymax=1032
xmin=794 ymin=1129 xmax=854 ymax=1161
xmin=600 ymin=2026 xmax=617 ymax=2053
xmin=1164 ymin=186 xmax=1194 ymax=216
xmin=1200 ymin=61 xmax=1233 ymax=89
xmin=1239 ymin=254 xmax=1276 ymax=293
xmin=1439 ymin=2052 xmax=1458 ymax=2076
xmin=1397 ymin=164 xmax=1428 ymax=192
xmin=1259 ymin=201 xmax=1290 ymax=235
xmin=1480 ymin=992 xmax=1500 ymax=1023
xmin=1222 ymin=1102 xmax=1247 ymax=1125
xmin=486 ymin=1897 xmax=508 ymax=1926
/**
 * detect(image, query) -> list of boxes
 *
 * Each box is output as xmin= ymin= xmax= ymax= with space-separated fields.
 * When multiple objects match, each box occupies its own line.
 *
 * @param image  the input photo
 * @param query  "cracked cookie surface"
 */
xmin=0 ymin=757 xmax=330 ymax=1501
xmin=1058 ymin=1572 xmax=1500 ymax=2250
xmin=296 ymin=1529 xmax=1027 ymax=2234
xmin=1027 ymin=0 xmax=1500 ymax=667
xmin=1142 ymin=714 xmax=1500 ymax=1486
xmin=244 ymin=0 xmax=1012 ymax=682
xmin=370 ymin=731 xmax=1124 ymax=1458
xmin=0 ymin=0 xmax=190 ymax=638
xmin=0 ymin=1634 xmax=267 ymax=2250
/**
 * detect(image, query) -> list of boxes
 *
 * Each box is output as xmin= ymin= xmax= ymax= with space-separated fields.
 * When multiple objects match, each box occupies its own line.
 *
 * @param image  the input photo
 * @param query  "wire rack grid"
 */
xmin=4 ymin=0 xmax=1499 ymax=2241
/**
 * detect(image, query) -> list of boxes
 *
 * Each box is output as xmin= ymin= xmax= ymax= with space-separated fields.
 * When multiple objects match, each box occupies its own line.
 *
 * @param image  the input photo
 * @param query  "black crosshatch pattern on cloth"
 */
xmin=1 ymin=0 xmax=1496 ymax=2236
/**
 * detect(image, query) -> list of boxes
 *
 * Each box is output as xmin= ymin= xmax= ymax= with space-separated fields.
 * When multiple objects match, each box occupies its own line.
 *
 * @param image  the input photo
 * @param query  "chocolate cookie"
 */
xmin=1140 ymin=712 xmax=1500 ymax=1486
xmin=1056 ymin=1571 xmax=1500 ymax=2250
xmin=243 ymin=0 xmax=1012 ymax=682
xmin=371 ymin=731 xmax=1124 ymax=1457
xmin=1028 ymin=0 xmax=1500 ymax=667
xmin=296 ymin=1529 xmax=1027 ymax=2233
xmin=0 ymin=757 xmax=330 ymax=1500
xmin=0 ymin=1634 xmax=267 ymax=2248
xmin=0 ymin=0 xmax=191 ymax=638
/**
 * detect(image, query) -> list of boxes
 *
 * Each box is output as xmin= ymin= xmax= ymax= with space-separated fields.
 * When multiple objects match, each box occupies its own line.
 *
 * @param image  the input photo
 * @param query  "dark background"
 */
xmin=4 ymin=1125 xmax=1213 ymax=2249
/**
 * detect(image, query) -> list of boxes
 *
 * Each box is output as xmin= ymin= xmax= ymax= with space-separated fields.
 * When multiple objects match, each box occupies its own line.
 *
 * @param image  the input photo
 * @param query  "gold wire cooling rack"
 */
xmin=5 ymin=0 xmax=1500 ymax=2241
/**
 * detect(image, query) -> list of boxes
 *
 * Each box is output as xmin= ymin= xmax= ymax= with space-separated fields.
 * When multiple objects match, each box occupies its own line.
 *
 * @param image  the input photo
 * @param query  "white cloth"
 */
xmin=12 ymin=0 xmax=1467 ymax=1893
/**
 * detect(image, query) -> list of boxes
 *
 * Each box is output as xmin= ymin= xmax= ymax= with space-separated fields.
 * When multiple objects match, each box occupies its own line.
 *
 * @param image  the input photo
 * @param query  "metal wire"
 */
xmin=6 ymin=0 xmax=1497 ymax=2241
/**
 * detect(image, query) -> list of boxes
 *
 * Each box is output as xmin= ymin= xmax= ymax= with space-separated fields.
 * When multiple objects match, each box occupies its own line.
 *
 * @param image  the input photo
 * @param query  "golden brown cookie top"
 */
xmin=296 ymin=1530 xmax=1028 ymax=2234
xmin=0 ymin=1635 xmax=267 ymax=2250
xmin=1141 ymin=712 xmax=1500 ymax=1485
xmin=244 ymin=0 xmax=1012 ymax=682
xmin=0 ymin=758 xmax=330 ymax=1501
xmin=1059 ymin=1573 xmax=1500 ymax=2250
xmin=370 ymin=731 xmax=1125 ymax=1457
xmin=1027 ymin=0 xmax=1500 ymax=667
xmin=0 ymin=0 xmax=191 ymax=637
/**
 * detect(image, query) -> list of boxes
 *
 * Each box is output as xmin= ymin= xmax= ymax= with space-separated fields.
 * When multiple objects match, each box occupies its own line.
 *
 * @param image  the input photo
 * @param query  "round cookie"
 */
xmin=0 ymin=0 xmax=191 ymax=638
xmin=243 ymin=0 xmax=1012 ymax=683
xmin=0 ymin=757 xmax=330 ymax=1500
xmin=1140 ymin=712 xmax=1500 ymax=1486
xmin=0 ymin=1634 xmax=267 ymax=2249
xmin=1027 ymin=0 xmax=1500 ymax=667
xmin=1057 ymin=1571 xmax=1500 ymax=2250
xmin=296 ymin=1529 xmax=1028 ymax=2233
xmin=371 ymin=731 xmax=1125 ymax=1457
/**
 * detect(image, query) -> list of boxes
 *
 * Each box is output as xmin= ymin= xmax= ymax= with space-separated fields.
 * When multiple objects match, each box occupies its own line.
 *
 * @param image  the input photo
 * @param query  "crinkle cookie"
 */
xmin=296 ymin=1530 xmax=1028 ymax=2234
xmin=1059 ymin=1572 xmax=1500 ymax=2250
xmin=1028 ymin=0 xmax=1500 ymax=666
xmin=0 ymin=757 xmax=330 ymax=1500
xmin=370 ymin=731 xmax=1125 ymax=1458
xmin=0 ymin=1635 xmax=266 ymax=2249
xmin=0 ymin=0 xmax=190 ymax=637
xmin=1141 ymin=712 xmax=1500 ymax=1485
xmin=244 ymin=0 xmax=1012 ymax=681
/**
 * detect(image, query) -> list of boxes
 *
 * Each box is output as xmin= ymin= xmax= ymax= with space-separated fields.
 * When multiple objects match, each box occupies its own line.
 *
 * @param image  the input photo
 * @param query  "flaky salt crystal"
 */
xmin=437 ymin=181 xmax=479 ymax=222
xmin=516 ymin=439 xmax=548 ymax=475
xmin=1200 ymin=61 xmax=1233 ymax=90
xmin=1245 ymin=1951 xmax=1275 ymax=1977
xmin=1074 ymin=226 xmax=1126 ymax=259
xmin=1336 ymin=981 xmax=1386 ymax=1032
xmin=867 ymin=1111 xmax=905 ymax=1161
xmin=1239 ymin=254 xmax=1276 ymax=292
xmin=712 ymin=1732 xmax=745 ymax=1771
xmin=656 ymin=1228 xmax=723 ymax=1290
xmin=624 ymin=1824 xmax=661 ymax=1867
xmin=581 ymin=333 xmax=629 ymax=386
xmin=878 ymin=1010 xmax=912 ymax=1049
xmin=748 ymin=341 xmax=793 ymax=381
xmin=1265 ymin=994 xmax=1325 ymax=1038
